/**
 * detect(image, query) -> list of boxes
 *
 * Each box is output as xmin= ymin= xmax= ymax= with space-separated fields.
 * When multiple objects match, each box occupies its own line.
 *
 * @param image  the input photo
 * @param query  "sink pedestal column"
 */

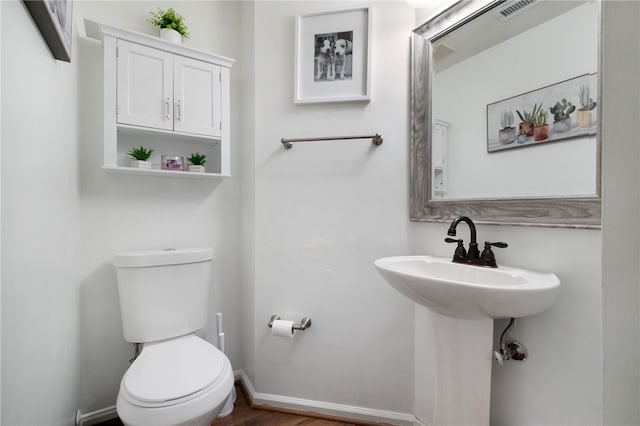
xmin=415 ymin=307 xmax=493 ymax=426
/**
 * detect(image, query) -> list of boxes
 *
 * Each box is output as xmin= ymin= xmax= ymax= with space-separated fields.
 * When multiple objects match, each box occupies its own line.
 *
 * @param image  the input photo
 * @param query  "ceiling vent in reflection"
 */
xmin=433 ymin=43 xmax=455 ymax=62
xmin=492 ymin=0 xmax=538 ymax=21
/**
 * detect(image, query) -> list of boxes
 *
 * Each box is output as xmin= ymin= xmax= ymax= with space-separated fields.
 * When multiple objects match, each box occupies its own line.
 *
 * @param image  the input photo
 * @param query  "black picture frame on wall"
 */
xmin=23 ymin=0 xmax=73 ymax=62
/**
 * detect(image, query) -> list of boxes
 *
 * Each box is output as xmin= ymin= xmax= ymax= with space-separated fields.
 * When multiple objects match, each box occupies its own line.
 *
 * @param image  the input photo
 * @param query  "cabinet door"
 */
xmin=117 ymin=40 xmax=173 ymax=130
xmin=173 ymin=55 xmax=221 ymax=137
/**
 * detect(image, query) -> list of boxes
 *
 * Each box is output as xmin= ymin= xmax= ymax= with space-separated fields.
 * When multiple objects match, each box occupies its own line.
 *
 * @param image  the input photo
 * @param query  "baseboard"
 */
xmin=76 ymin=369 xmax=420 ymax=426
xmin=237 ymin=370 xmax=418 ymax=426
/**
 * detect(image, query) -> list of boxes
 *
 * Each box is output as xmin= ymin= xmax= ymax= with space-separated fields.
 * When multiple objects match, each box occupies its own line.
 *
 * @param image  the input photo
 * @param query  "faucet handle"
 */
xmin=485 ymin=241 xmax=508 ymax=249
xmin=445 ymin=237 xmax=467 ymax=261
xmin=481 ymin=241 xmax=508 ymax=267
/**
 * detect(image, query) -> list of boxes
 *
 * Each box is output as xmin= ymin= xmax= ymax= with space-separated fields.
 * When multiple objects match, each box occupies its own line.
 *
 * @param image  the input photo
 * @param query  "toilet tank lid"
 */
xmin=114 ymin=247 xmax=214 ymax=268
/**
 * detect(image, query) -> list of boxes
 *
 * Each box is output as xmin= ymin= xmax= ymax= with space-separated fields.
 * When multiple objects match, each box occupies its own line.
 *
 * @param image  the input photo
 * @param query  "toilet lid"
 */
xmin=123 ymin=335 xmax=227 ymax=403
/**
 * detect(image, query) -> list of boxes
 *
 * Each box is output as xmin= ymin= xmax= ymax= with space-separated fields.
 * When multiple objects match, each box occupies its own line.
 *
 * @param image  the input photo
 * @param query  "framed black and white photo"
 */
xmin=24 ymin=0 xmax=73 ymax=62
xmin=294 ymin=7 xmax=371 ymax=104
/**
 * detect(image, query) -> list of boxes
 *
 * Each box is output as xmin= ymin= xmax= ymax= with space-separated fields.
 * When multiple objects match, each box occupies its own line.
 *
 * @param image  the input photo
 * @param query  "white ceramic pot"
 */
xmin=160 ymin=28 xmax=182 ymax=44
xmin=188 ymin=165 xmax=206 ymax=173
xmin=130 ymin=160 xmax=151 ymax=169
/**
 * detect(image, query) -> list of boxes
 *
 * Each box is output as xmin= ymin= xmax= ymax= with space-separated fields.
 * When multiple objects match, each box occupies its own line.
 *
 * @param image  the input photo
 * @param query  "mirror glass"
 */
xmin=410 ymin=0 xmax=601 ymax=227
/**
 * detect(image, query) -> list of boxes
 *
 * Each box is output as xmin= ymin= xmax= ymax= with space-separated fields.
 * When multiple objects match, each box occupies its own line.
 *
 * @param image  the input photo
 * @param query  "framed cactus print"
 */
xmin=487 ymin=73 xmax=597 ymax=153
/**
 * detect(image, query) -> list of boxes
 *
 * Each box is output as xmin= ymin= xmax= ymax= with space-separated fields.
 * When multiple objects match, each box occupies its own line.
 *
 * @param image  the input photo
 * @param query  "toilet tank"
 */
xmin=114 ymin=247 xmax=214 ymax=343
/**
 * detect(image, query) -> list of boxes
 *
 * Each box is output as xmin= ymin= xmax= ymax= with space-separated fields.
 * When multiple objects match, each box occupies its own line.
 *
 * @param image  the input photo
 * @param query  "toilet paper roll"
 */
xmin=271 ymin=319 xmax=295 ymax=338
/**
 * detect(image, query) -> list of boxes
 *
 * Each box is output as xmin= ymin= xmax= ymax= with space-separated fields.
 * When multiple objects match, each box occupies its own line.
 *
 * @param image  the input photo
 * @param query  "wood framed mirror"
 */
xmin=410 ymin=0 xmax=601 ymax=228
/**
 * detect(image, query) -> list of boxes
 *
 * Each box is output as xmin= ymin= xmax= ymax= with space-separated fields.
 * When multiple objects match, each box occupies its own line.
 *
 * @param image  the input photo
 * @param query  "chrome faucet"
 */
xmin=445 ymin=216 xmax=508 ymax=268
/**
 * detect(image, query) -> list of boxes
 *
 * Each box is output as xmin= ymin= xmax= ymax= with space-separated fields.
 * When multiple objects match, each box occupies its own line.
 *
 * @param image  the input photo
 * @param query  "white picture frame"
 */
xmin=294 ymin=7 xmax=372 ymax=104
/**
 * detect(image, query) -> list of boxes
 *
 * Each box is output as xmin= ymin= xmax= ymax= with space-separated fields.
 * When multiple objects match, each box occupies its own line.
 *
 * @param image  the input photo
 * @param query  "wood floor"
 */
xmin=211 ymin=384 xmax=360 ymax=426
xmin=98 ymin=384 xmax=376 ymax=426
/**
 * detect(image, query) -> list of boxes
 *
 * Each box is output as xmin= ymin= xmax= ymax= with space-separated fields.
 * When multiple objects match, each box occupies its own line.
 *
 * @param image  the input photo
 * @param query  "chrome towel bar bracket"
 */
xmin=281 ymin=133 xmax=383 ymax=150
xmin=267 ymin=314 xmax=312 ymax=330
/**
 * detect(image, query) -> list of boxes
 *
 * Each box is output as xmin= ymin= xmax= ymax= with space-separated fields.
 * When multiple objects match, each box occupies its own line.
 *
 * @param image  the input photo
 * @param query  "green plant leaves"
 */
xmin=127 ymin=146 xmax=154 ymax=161
xmin=148 ymin=8 xmax=190 ymax=39
xmin=187 ymin=152 xmax=207 ymax=166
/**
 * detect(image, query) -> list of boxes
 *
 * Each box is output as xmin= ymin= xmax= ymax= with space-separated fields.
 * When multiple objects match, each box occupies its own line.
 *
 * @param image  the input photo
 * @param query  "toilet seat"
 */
xmin=122 ymin=335 xmax=228 ymax=408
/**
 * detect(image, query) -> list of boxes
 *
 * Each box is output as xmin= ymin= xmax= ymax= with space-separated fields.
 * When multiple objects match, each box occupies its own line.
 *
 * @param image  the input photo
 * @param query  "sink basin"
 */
xmin=375 ymin=255 xmax=560 ymax=319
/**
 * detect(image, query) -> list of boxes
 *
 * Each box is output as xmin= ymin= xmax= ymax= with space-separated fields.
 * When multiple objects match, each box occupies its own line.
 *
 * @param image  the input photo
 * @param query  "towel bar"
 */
xmin=281 ymin=133 xmax=383 ymax=150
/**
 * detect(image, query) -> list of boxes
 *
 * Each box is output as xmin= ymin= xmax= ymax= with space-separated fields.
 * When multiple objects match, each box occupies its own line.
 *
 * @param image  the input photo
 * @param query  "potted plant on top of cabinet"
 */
xmin=127 ymin=146 xmax=154 ymax=169
xmin=187 ymin=152 xmax=207 ymax=173
xmin=148 ymin=8 xmax=190 ymax=44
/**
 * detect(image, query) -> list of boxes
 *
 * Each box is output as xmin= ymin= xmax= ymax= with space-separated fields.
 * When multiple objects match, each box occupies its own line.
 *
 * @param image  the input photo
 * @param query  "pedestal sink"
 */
xmin=374 ymin=255 xmax=560 ymax=426
xmin=374 ymin=255 xmax=559 ymax=320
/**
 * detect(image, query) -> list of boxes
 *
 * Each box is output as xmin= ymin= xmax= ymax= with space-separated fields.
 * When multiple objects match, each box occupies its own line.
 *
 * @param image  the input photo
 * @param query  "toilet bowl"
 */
xmin=113 ymin=247 xmax=235 ymax=426
xmin=116 ymin=334 xmax=234 ymax=426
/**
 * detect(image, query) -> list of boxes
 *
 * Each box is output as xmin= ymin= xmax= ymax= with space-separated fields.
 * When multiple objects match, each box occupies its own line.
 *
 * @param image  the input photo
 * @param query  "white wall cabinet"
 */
xmin=87 ymin=20 xmax=234 ymax=178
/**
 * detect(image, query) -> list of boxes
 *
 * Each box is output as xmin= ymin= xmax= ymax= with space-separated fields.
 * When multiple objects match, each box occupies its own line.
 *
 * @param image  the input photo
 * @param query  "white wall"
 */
xmin=601 ymin=2 xmax=640 ymax=424
xmin=414 ymin=1 xmax=458 ymax=26
xmin=238 ymin=0 xmax=257 ymax=386
xmin=412 ymin=2 xmax=640 ymax=426
xmin=1 ymin=1 xmax=82 ymax=424
xmin=75 ymin=1 xmax=245 ymax=414
xmin=0 ymin=0 xmax=3 ymax=421
xmin=1 ymin=1 xmax=245 ymax=422
xmin=412 ymin=2 xmax=605 ymax=426
xmin=249 ymin=0 xmax=416 ymax=415
xmin=3 ymin=1 xmax=639 ymax=425
xmin=411 ymin=223 xmax=602 ymax=426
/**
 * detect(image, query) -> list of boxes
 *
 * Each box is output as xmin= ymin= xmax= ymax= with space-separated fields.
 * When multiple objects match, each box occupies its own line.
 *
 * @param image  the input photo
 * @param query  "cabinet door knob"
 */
xmin=176 ymin=99 xmax=182 ymax=122
xmin=165 ymin=97 xmax=171 ymax=120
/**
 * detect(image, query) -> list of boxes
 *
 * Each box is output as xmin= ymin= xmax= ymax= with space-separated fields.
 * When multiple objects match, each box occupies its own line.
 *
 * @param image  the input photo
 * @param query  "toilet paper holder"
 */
xmin=268 ymin=314 xmax=312 ymax=331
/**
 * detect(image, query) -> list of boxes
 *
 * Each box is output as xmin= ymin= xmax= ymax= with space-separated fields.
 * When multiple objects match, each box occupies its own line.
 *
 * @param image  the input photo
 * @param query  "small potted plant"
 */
xmin=549 ymin=98 xmax=575 ymax=133
xmin=498 ymin=110 xmax=516 ymax=144
xmin=148 ymin=8 xmax=189 ymax=44
xmin=533 ymin=107 xmax=549 ymax=142
xmin=127 ymin=146 xmax=154 ymax=168
xmin=577 ymin=85 xmax=597 ymax=128
xmin=516 ymin=103 xmax=540 ymax=142
xmin=187 ymin=152 xmax=207 ymax=173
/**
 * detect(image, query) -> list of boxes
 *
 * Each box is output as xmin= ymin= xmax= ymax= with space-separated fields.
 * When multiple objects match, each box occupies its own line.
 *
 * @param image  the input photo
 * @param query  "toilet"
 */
xmin=113 ymin=247 xmax=234 ymax=426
